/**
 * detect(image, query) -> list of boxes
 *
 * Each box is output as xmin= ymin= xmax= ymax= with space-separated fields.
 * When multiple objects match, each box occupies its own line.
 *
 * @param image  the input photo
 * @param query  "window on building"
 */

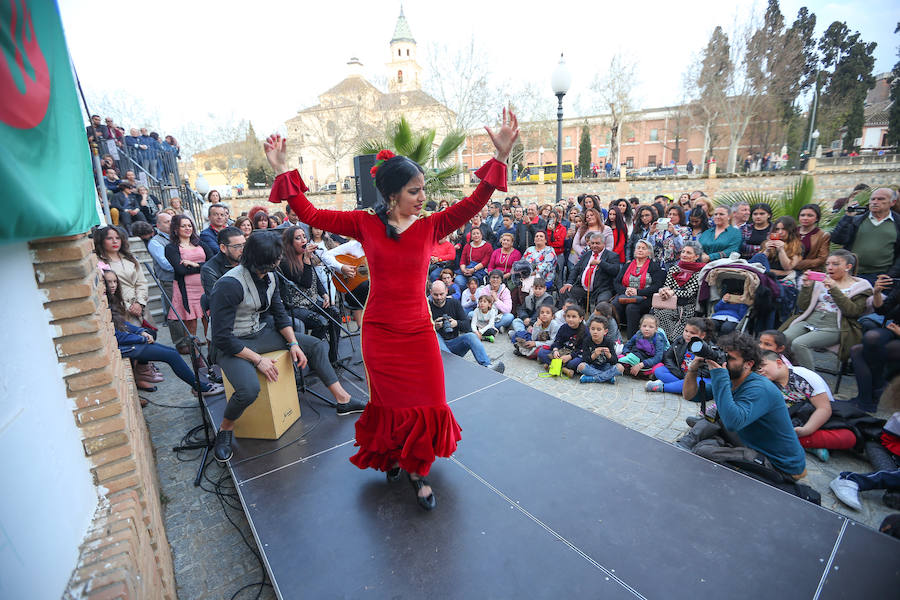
xmin=564 ymin=135 xmax=571 ymax=147
xmin=672 ymin=149 xmax=680 ymax=162
xmin=626 ymin=156 xmax=634 ymax=168
xmin=406 ymin=49 xmax=410 ymax=56
xmin=397 ymin=70 xmax=403 ymax=83
xmin=649 ymin=129 xmax=658 ymax=142
xmin=648 ymin=155 xmax=656 ymax=167
xmin=398 ymin=49 xmax=401 ymax=57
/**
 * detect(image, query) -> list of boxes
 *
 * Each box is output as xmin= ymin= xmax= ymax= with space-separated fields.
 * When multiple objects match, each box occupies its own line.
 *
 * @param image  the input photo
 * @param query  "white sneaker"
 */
xmin=201 ymin=383 xmax=225 ymax=398
xmin=829 ymin=477 xmax=861 ymax=510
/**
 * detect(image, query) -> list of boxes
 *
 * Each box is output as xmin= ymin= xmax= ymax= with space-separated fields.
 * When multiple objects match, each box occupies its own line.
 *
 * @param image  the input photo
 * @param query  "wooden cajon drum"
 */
xmin=222 ymin=350 xmax=300 ymax=440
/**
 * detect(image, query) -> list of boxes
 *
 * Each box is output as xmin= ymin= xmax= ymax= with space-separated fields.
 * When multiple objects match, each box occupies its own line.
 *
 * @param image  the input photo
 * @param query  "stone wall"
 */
xmin=220 ymin=167 xmax=898 ymax=218
xmin=30 ymin=234 xmax=176 ymax=600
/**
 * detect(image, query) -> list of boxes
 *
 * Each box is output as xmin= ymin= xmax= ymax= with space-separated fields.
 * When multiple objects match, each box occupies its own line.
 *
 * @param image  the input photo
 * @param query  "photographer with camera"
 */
xmin=831 ymin=187 xmax=900 ymax=284
xmin=429 ymin=281 xmax=505 ymax=373
xmin=677 ymin=333 xmax=807 ymax=480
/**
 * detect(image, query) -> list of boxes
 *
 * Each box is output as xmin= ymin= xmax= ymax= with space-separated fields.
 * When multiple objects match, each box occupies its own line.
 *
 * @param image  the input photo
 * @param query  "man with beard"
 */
xmin=676 ymin=333 xmax=806 ymax=480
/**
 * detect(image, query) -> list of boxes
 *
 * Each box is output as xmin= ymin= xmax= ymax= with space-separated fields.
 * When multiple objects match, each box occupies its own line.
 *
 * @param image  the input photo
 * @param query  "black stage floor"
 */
xmin=204 ymin=346 xmax=900 ymax=599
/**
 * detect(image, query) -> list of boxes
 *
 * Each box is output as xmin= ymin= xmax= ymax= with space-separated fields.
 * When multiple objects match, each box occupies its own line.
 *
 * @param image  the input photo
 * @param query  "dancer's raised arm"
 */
xmin=265 ymin=133 xmax=363 ymax=240
xmin=433 ymin=108 xmax=519 ymax=240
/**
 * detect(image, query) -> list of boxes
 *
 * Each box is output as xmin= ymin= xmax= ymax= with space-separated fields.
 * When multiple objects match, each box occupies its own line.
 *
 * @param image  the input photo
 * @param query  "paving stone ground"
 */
xmin=143 ymin=325 xmax=895 ymax=599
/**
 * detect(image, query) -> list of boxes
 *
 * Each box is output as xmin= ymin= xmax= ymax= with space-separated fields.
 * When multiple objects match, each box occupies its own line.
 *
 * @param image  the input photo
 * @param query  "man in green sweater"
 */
xmin=832 ymin=187 xmax=900 ymax=284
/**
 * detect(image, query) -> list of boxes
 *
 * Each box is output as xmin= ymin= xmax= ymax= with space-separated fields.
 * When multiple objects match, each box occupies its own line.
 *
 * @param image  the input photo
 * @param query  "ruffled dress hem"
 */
xmin=349 ymin=403 xmax=462 ymax=477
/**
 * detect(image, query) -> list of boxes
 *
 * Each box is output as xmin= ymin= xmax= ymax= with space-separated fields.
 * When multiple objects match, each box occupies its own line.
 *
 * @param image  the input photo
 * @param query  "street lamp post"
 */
xmin=811 ymin=129 xmax=820 ymax=156
xmin=551 ymin=53 xmax=572 ymax=204
xmin=538 ymin=145 xmax=545 ymax=183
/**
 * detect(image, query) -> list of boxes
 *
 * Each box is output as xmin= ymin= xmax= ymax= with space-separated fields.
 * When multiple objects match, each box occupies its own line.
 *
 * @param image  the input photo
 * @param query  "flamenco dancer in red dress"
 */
xmin=265 ymin=109 xmax=519 ymax=510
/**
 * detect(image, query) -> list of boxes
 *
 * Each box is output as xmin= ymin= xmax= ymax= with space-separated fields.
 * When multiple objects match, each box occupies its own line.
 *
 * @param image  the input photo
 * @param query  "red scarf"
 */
xmin=612 ymin=228 xmax=627 ymax=262
xmin=622 ymin=258 xmax=651 ymax=289
xmin=673 ymin=260 xmax=704 ymax=286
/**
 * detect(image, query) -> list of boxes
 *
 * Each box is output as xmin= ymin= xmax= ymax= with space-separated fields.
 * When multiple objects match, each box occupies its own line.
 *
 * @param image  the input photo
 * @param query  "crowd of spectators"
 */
xmin=94 ymin=178 xmax=900 ymax=519
xmin=87 ymin=114 xmax=185 ymax=233
xmin=417 ymin=184 xmax=900 ymax=513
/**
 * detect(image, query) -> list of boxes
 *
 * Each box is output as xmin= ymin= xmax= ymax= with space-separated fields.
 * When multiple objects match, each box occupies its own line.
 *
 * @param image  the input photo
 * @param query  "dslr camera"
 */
xmin=436 ymin=316 xmax=454 ymax=334
xmin=845 ymin=203 xmax=869 ymax=216
xmin=688 ymin=337 xmax=727 ymax=364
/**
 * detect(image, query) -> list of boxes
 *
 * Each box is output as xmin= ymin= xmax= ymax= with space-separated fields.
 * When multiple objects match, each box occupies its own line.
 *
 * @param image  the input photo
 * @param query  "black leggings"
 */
xmin=850 ymin=328 xmax=900 ymax=404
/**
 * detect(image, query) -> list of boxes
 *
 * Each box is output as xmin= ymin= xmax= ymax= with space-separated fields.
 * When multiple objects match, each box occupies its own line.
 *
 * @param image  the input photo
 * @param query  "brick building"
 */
xmin=461 ymin=104 xmax=783 ymax=175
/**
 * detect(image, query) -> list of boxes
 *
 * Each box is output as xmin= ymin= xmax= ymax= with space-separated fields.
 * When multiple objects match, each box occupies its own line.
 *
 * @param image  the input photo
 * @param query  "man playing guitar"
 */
xmin=320 ymin=238 xmax=368 ymax=324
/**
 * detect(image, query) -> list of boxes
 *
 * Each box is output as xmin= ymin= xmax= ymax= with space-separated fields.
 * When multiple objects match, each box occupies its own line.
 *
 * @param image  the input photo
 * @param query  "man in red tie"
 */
xmin=558 ymin=232 xmax=620 ymax=309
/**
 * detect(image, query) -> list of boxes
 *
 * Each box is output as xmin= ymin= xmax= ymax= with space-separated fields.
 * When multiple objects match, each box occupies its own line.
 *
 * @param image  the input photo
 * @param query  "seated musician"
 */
xmin=209 ymin=233 xmax=367 ymax=462
xmin=321 ymin=237 xmax=368 ymax=323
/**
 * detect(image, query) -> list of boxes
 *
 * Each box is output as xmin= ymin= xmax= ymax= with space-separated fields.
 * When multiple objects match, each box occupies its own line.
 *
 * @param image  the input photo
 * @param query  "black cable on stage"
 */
xmin=229 ymin=392 xmax=323 ymax=467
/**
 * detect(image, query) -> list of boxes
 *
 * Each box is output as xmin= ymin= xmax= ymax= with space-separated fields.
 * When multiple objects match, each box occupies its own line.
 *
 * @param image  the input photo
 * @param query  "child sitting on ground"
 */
xmin=461 ymin=277 xmax=479 ymax=312
xmin=552 ymin=298 xmax=579 ymax=328
xmin=538 ymin=305 xmax=586 ymax=377
xmin=647 ymin=317 xmax=716 ymax=394
xmin=592 ymin=301 xmax=621 ymax=346
xmin=513 ymin=304 xmax=559 ymax=358
xmin=616 ymin=314 xmax=666 ymax=378
xmin=440 ymin=268 xmax=461 ymax=301
xmin=510 ymin=277 xmax=556 ymax=339
xmin=471 ymin=294 xmax=499 ymax=342
xmin=577 ymin=316 xmax=619 ymax=384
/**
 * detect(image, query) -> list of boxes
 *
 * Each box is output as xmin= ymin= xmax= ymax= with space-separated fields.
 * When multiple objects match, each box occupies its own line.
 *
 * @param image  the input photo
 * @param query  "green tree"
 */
xmin=817 ymin=22 xmax=877 ymax=152
xmin=359 ymin=116 xmax=466 ymax=201
xmin=887 ymin=23 xmax=900 ymax=148
xmin=577 ymin=125 xmax=591 ymax=178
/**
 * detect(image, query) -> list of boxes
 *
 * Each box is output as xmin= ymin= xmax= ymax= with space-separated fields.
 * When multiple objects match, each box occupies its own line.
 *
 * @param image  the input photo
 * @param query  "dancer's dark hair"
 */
xmin=374 ymin=155 xmax=426 ymax=240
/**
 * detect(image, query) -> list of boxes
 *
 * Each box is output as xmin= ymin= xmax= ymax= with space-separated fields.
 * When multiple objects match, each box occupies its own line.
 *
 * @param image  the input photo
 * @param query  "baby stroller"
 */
xmin=698 ymin=265 xmax=763 ymax=335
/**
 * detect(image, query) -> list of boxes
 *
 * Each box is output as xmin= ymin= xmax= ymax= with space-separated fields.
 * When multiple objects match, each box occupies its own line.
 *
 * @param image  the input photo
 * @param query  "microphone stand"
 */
xmin=313 ymin=248 xmax=366 ymax=364
xmin=142 ymin=262 xmax=214 ymax=487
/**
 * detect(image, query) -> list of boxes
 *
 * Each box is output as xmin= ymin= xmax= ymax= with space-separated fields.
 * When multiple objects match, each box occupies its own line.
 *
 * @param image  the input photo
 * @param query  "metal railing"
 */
xmin=94 ymin=136 xmax=204 ymax=226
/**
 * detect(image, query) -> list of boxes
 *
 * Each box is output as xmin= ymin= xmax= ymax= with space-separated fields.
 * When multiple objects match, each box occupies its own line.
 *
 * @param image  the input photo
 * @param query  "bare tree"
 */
xmin=302 ymin=101 xmax=382 ymax=182
xmin=507 ymin=81 xmax=558 ymax=167
xmin=590 ymin=54 xmax=637 ymax=169
xmin=663 ymin=91 xmax=693 ymax=164
xmin=424 ymin=37 xmax=498 ymax=132
xmin=716 ymin=14 xmax=774 ymax=173
xmin=689 ymin=27 xmax=731 ymax=170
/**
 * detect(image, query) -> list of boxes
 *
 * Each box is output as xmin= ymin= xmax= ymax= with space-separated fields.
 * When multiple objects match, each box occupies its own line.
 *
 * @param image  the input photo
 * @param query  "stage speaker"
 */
xmin=353 ymin=154 xmax=383 ymax=210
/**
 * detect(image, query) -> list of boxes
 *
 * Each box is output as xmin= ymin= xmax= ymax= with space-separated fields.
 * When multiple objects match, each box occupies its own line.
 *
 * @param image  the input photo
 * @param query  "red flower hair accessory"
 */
xmin=369 ymin=149 xmax=396 ymax=178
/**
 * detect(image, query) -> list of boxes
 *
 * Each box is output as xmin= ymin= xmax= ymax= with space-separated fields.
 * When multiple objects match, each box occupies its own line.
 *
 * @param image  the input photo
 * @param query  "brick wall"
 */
xmin=30 ymin=234 xmax=175 ymax=600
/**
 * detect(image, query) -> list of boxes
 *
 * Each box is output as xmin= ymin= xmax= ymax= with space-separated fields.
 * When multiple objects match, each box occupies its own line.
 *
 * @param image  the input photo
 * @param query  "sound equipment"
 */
xmin=353 ymin=154 xmax=383 ymax=210
xmin=330 ymin=254 xmax=369 ymax=292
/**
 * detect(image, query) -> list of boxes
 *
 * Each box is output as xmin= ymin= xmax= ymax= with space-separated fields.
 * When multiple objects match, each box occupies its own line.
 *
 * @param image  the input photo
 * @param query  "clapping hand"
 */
xmin=484 ymin=108 xmax=519 ymax=163
xmin=264 ymin=134 xmax=289 ymax=176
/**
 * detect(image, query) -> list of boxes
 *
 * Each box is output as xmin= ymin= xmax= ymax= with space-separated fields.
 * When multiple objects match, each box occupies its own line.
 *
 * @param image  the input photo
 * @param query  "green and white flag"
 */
xmin=0 ymin=0 xmax=98 ymax=243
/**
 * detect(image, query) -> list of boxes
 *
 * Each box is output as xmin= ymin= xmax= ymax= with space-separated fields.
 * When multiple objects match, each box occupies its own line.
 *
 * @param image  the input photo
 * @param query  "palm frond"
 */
xmin=391 ymin=116 xmax=415 ymax=157
xmin=769 ymin=175 xmax=820 ymax=223
xmin=407 ymin=129 xmax=434 ymax=165
xmin=357 ymin=139 xmax=390 ymax=156
xmin=715 ymin=190 xmax=778 ymax=208
xmin=434 ymin=130 xmax=467 ymax=164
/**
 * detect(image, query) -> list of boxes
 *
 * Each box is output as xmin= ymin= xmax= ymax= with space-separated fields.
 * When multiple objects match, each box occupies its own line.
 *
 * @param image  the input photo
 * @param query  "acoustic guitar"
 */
xmin=330 ymin=254 xmax=369 ymax=292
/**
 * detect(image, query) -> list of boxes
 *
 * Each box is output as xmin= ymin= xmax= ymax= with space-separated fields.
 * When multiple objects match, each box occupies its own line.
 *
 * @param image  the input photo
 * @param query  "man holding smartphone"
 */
xmin=832 ymin=187 xmax=900 ymax=284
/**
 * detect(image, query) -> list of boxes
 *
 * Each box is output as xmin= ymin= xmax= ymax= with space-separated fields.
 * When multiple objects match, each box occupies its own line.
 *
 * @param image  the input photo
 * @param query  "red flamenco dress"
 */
xmin=270 ymin=159 xmax=508 ymax=476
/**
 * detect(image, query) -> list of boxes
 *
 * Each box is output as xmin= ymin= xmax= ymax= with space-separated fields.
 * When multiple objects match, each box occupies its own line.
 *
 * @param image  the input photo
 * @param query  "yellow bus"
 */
xmin=519 ymin=162 xmax=575 ymax=182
